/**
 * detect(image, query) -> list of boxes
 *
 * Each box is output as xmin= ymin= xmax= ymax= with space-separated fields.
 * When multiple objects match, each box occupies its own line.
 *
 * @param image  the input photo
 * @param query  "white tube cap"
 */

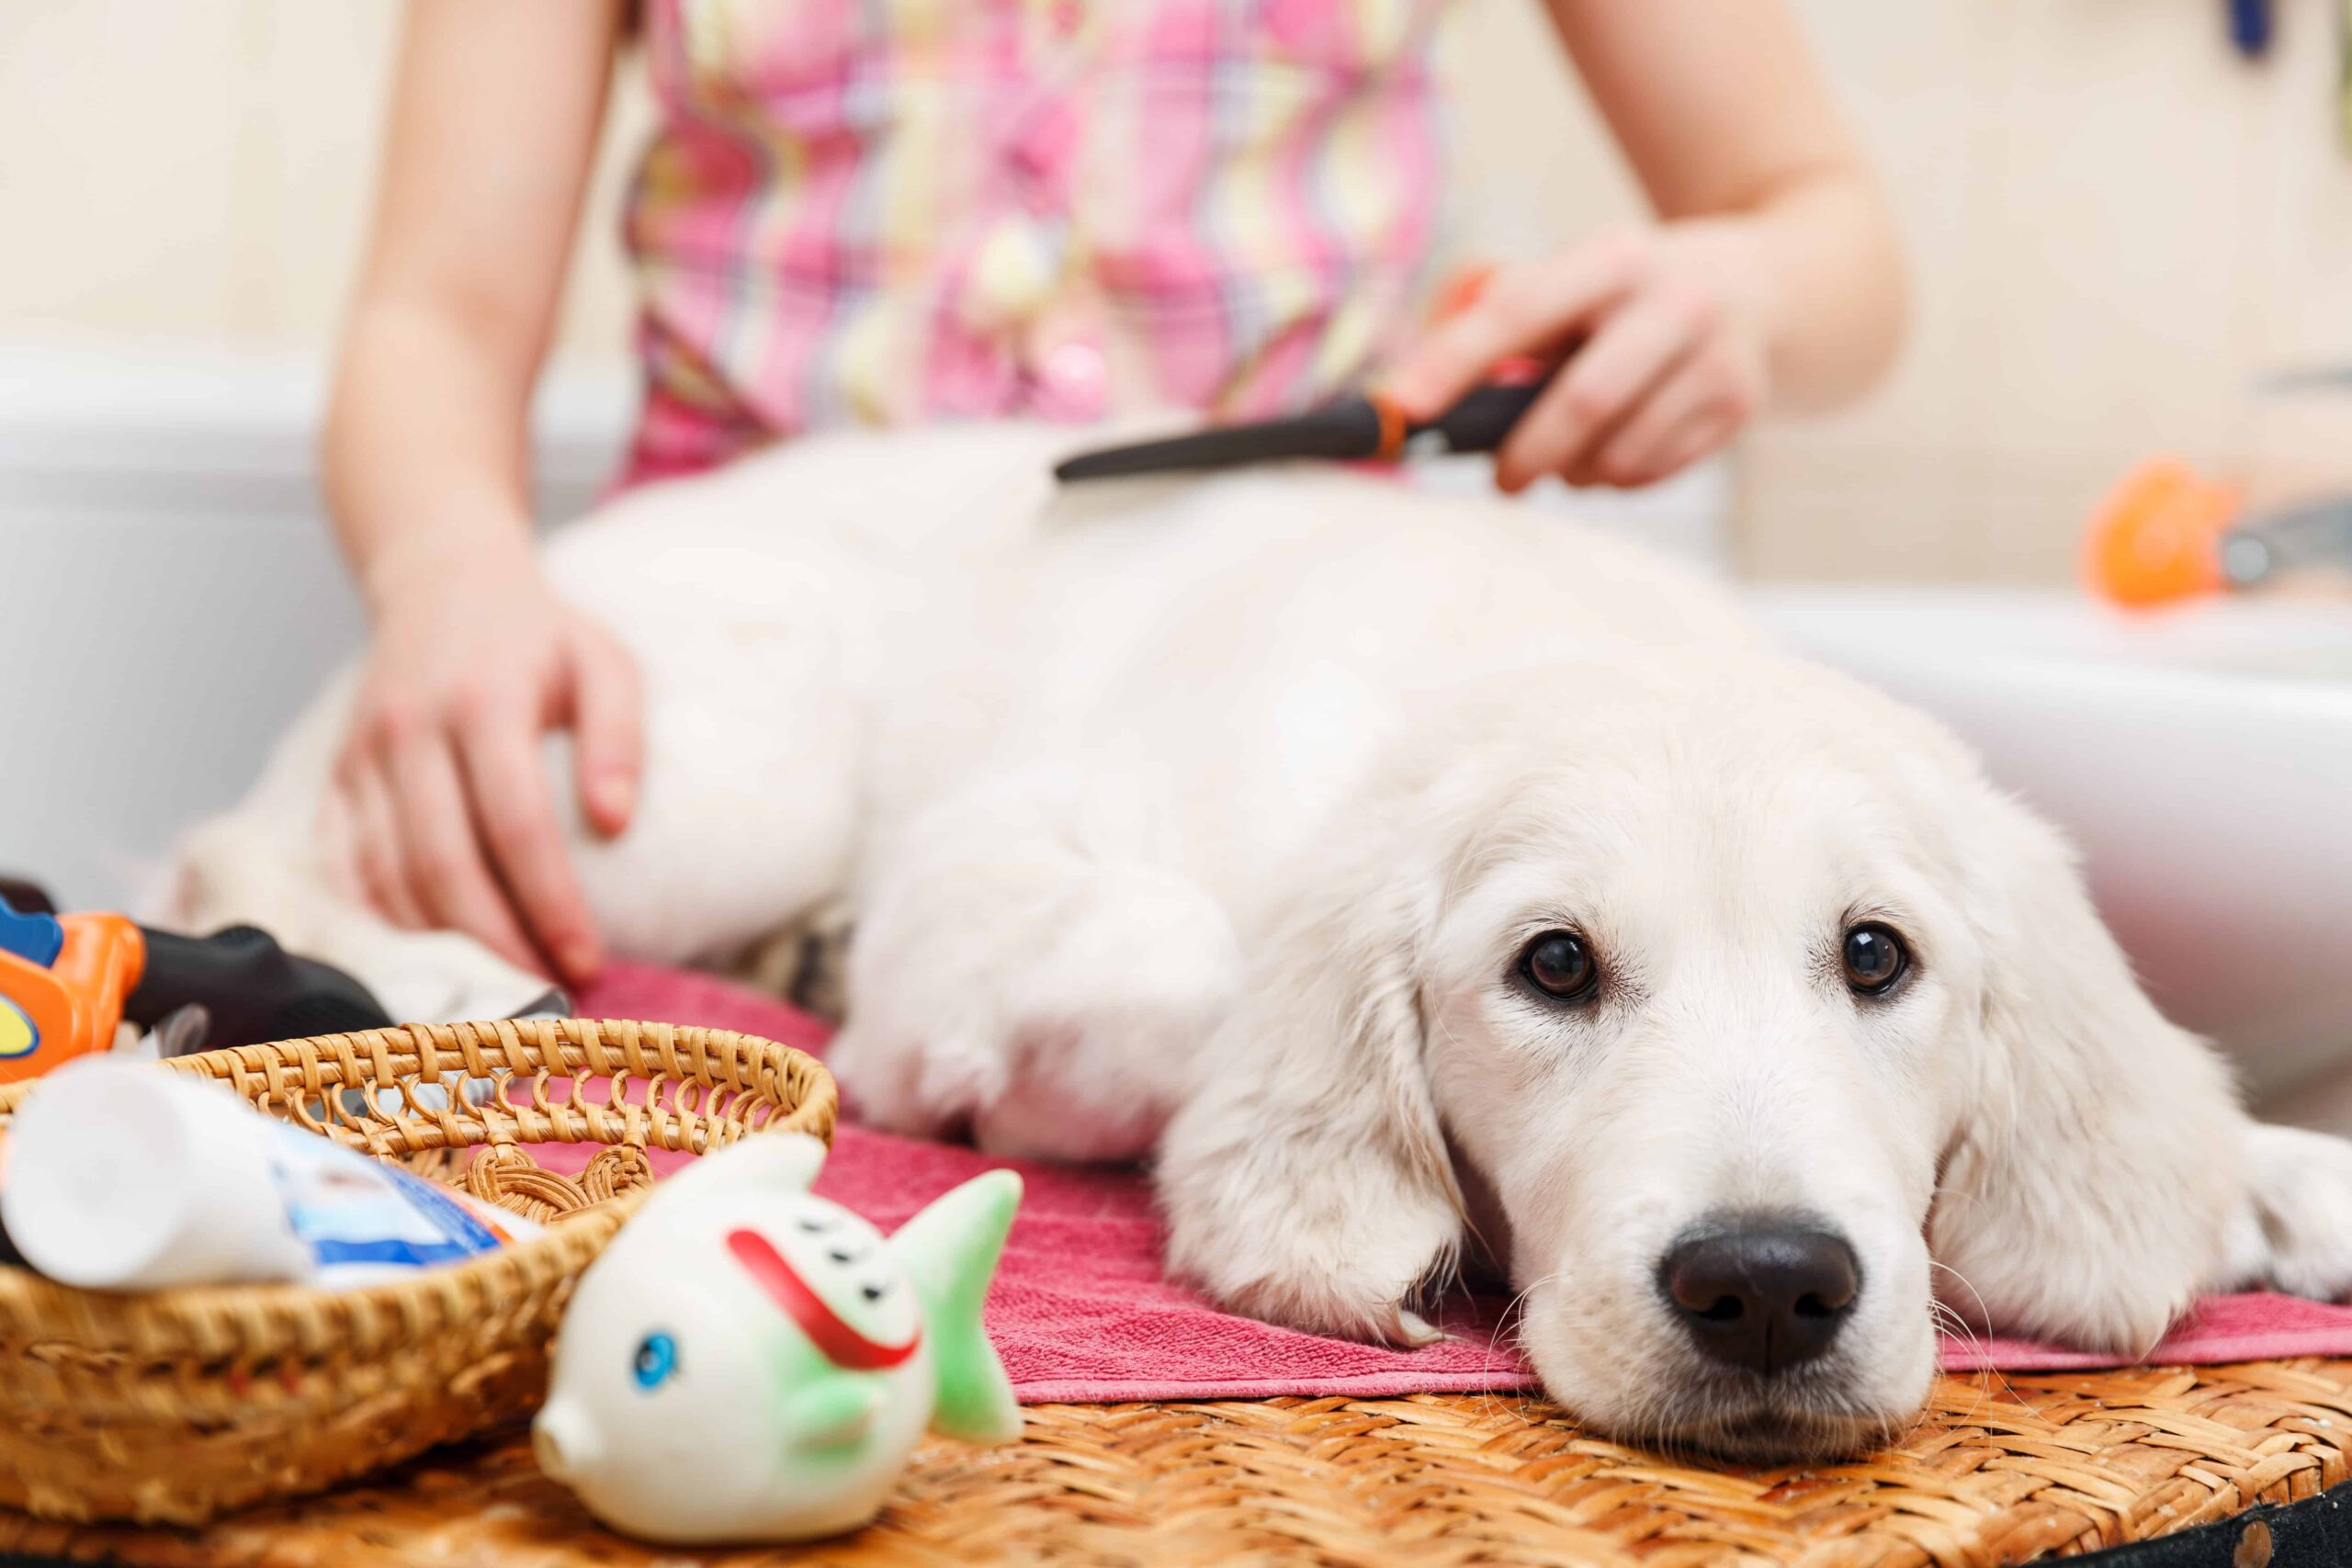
xmin=1 ymin=1058 xmax=310 ymax=1291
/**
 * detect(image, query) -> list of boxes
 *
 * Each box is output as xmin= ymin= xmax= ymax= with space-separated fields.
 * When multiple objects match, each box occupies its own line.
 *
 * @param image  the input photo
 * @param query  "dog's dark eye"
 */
xmin=1520 ymin=931 xmax=1599 ymax=1002
xmin=1841 ymin=923 xmax=1909 ymax=995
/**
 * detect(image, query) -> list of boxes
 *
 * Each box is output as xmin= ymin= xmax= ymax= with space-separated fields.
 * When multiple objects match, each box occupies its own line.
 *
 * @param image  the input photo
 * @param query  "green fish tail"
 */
xmin=889 ymin=1168 xmax=1023 ymax=1444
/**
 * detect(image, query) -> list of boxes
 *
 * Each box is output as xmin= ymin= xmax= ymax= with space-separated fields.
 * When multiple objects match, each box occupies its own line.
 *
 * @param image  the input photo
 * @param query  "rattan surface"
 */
xmin=6 ymin=1359 xmax=2349 ymax=1567
xmin=0 ymin=1018 xmax=836 ymax=1527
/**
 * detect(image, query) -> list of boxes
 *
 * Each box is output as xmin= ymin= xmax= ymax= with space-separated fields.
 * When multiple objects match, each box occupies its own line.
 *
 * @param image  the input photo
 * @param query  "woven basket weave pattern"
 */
xmin=0 ymin=1018 xmax=835 ymax=1527
xmin=6 ymin=1362 xmax=2350 ymax=1565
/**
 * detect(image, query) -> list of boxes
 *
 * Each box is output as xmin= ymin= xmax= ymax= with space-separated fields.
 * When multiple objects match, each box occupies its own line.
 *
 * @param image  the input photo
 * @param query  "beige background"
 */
xmin=5 ymin=0 xmax=2350 ymax=582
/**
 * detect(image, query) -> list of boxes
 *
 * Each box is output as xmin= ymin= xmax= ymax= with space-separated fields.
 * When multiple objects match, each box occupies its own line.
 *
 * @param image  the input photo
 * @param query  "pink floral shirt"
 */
xmin=621 ymin=0 xmax=1450 ymax=483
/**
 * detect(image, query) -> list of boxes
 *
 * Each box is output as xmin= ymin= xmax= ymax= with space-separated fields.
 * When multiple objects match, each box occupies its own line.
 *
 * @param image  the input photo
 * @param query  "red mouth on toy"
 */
xmin=727 ymin=1227 xmax=920 ymax=1372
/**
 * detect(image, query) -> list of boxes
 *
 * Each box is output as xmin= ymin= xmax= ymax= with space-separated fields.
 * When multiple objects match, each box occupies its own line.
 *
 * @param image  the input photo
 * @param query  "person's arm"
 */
xmin=322 ymin=0 xmax=635 ymax=986
xmin=1385 ymin=0 xmax=1905 ymax=491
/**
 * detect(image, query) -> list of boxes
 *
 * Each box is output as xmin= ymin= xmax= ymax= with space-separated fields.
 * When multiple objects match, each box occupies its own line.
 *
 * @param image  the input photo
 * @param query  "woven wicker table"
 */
xmin=7 ymin=1362 xmax=2352 ymax=1567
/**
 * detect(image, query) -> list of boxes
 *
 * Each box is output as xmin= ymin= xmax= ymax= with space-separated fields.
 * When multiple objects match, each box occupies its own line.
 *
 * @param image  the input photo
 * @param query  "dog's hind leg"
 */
xmin=156 ymin=674 xmax=557 ymax=1024
xmin=157 ymin=570 xmax=869 ymax=1021
xmin=551 ymin=609 xmax=866 ymax=976
xmin=828 ymin=774 xmax=1242 ymax=1163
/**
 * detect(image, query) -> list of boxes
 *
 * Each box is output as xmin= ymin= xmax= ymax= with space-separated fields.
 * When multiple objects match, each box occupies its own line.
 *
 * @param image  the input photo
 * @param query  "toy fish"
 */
xmin=532 ymin=1134 xmax=1022 ymax=1544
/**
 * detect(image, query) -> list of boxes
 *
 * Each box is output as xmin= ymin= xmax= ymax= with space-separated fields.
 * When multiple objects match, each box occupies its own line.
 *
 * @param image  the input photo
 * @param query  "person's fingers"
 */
xmin=1382 ymin=233 xmax=1652 ymax=419
xmin=337 ymin=758 xmax=427 ymax=929
xmin=1578 ymin=327 xmax=1764 ymax=487
xmin=385 ymin=723 xmax=545 ymax=975
xmin=1641 ymin=407 xmax=1743 ymax=486
xmin=453 ymin=687 xmax=605 ymax=986
xmin=1577 ymin=358 xmax=1729 ymax=488
xmin=567 ymin=630 xmax=643 ymax=840
xmin=1571 ymin=399 xmax=1740 ymax=490
xmin=1494 ymin=285 xmax=1707 ymax=491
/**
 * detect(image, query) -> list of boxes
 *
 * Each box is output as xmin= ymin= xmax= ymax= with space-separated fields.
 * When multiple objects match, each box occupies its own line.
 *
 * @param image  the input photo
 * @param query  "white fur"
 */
xmin=164 ymin=423 xmax=2352 ymax=1460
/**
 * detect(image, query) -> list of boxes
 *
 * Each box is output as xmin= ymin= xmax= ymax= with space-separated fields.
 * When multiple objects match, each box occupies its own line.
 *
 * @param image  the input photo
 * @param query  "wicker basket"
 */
xmin=15 ymin=1366 xmax=2352 ymax=1566
xmin=0 ymin=1017 xmax=836 ymax=1528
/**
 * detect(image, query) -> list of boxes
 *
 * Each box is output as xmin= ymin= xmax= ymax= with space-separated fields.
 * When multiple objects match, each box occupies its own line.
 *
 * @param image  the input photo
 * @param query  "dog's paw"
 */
xmin=825 ymin=1023 xmax=1007 ymax=1142
xmin=1166 ymin=1210 xmax=1458 ymax=1348
xmin=2222 ymin=1123 xmax=2352 ymax=1302
xmin=831 ymin=1020 xmax=1177 ymax=1164
xmin=1157 ymin=1113 xmax=1463 ymax=1348
xmin=837 ymin=841 xmax=1239 ymax=1162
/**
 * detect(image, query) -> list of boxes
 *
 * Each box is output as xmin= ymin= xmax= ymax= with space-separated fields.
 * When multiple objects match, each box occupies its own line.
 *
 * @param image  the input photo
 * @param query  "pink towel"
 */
xmin=571 ymin=962 xmax=2352 ymax=1401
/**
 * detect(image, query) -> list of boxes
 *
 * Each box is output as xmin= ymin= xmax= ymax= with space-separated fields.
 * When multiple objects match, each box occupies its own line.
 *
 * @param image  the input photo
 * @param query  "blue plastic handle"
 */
xmin=0 ymin=896 xmax=64 ymax=969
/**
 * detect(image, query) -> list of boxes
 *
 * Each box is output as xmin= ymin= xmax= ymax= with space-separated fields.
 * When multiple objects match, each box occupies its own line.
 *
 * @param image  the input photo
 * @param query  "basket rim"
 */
xmin=0 ymin=1184 xmax=645 ymax=1305
xmin=0 ymin=1015 xmax=839 ymax=1134
xmin=0 ymin=1016 xmax=835 ymax=1356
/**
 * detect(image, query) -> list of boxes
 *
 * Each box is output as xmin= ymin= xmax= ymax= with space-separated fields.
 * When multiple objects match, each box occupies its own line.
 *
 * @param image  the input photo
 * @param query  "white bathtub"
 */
xmin=1757 ymin=589 xmax=2352 ymax=1102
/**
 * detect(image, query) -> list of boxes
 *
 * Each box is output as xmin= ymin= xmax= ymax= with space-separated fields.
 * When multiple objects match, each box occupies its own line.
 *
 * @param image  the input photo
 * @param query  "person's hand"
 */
xmin=323 ymin=525 xmax=640 ymax=986
xmin=1385 ymin=223 xmax=1771 ymax=493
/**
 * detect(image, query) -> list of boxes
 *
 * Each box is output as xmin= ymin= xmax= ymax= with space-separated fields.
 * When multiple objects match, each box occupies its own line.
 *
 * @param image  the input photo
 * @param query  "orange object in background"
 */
xmin=1426 ymin=263 xmax=1554 ymax=387
xmin=0 ymin=914 xmax=145 ymax=1087
xmin=2084 ymin=457 xmax=2237 ymax=607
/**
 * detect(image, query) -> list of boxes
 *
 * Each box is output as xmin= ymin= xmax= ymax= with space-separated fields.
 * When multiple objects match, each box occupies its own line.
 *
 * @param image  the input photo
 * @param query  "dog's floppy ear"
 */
xmin=1153 ymin=759 xmax=1487 ymax=1346
xmin=1928 ymin=791 xmax=2246 ymax=1354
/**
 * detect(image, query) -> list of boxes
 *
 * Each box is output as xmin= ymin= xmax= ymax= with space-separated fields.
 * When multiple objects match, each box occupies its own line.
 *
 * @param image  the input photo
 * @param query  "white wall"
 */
xmin=1746 ymin=0 xmax=2352 ymax=582
xmin=0 ymin=1 xmax=649 ymax=359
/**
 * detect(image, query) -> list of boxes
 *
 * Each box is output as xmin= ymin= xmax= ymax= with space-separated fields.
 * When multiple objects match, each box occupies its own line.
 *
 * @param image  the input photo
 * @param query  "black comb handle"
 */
xmin=1413 ymin=378 xmax=1551 ymax=454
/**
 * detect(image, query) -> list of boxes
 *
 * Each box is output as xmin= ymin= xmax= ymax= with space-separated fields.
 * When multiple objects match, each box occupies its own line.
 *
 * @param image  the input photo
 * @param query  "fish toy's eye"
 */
xmin=631 ymin=1331 xmax=680 ymax=1391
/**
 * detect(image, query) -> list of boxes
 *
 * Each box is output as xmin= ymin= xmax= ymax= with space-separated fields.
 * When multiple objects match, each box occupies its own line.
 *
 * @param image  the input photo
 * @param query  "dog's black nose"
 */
xmin=1658 ymin=1219 xmax=1860 ymax=1377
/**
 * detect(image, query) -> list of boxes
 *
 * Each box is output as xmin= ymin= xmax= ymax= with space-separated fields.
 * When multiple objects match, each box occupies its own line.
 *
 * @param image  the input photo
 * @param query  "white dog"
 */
xmin=166 ymin=423 xmax=2352 ymax=1461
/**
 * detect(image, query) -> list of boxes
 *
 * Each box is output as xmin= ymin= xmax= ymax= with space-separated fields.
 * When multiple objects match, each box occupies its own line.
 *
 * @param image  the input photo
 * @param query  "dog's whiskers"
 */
xmin=1928 ymin=1258 xmax=2021 ymax=1417
xmin=1493 ymin=1267 xmax=1566 ymax=1423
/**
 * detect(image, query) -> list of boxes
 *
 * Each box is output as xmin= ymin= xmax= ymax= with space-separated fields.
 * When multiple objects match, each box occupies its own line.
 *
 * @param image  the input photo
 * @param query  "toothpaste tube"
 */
xmin=0 ymin=1057 xmax=537 ymax=1292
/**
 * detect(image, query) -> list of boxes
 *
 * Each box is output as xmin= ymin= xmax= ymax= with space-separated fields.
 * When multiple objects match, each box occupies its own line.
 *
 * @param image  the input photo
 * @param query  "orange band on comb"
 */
xmin=1368 ymin=392 xmax=1409 ymax=462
